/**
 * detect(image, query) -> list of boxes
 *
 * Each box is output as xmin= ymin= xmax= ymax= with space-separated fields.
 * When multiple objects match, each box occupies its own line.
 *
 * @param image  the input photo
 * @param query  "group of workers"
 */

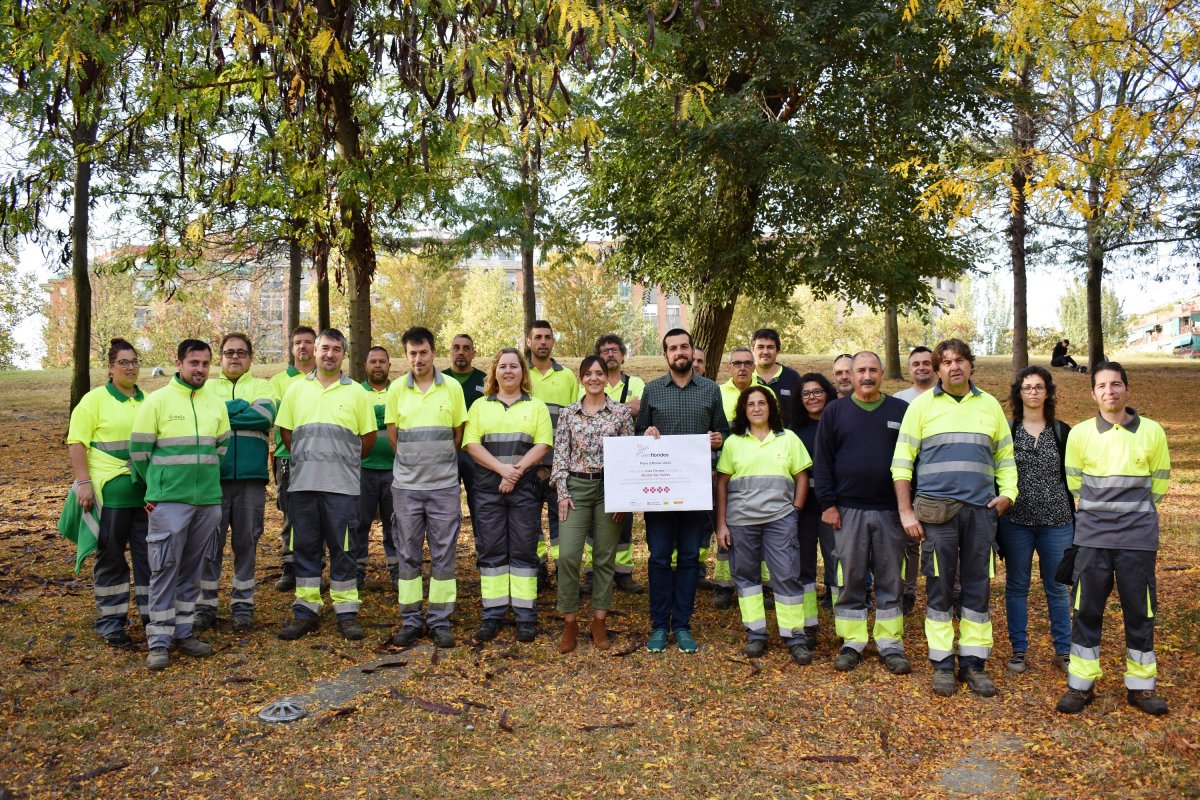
xmin=62 ymin=322 xmax=1170 ymax=716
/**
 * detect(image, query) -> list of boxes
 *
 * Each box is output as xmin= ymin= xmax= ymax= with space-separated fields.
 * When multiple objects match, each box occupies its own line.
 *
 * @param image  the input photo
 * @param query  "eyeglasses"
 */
xmin=598 ymin=347 xmax=622 ymax=355
xmin=222 ymin=349 xmax=251 ymax=358
xmin=801 ymin=389 xmax=826 ymax=399
xmin=730 ymin=360 xmax=753 ymax=368
xmin=114 ymin=359 xmax=140 ymax=368
xmin=1020 ymin=385 xmax=1046 ymax=394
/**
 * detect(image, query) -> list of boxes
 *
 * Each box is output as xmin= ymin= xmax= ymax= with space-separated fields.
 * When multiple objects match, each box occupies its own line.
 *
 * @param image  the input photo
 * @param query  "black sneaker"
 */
xmin=173 ymin=636 xmax=213 ymax=658
xmin=961 ymin=668 xmax=997 ymax=697
xmin=743 ymin=639 xmax=767 ymax=658
xmin=833 ymin=647 xmax=861 ymax=672
xmin=1056 ymin=687 xmax=1095 ymax=713
xmin=883 ymin=653 xmax=912 ymax=675
xmin=392 ymin=625 xmax=423 ymax=647
xmin=614 ymin=573 xmax=645 ymax=594
xmin=337 ymin=618 xmax=364 ymax=641
xmin=103 ymin=630 xmax=133 ymax=647
xmin=1127 ymin=689 xmax=1168 ymax=716
xmin=789 ymin=643 xmax=813 ymax=666
xmin=932 ymin=669 xmax=958 ymax=696
xmin=713 ymin=587 xmax=735 ymax=610
xmin=474 ymin=619 xmax=502 ymax=643
xmin=278 ymin=617 xmax=319 ymax=641
xmin=193 ymin=610 xmax=216 ymax=634
xmin=430 ymin=627 xmax=456 ymax=648
xmin=515 ymin=623 xmax=537 ymax=643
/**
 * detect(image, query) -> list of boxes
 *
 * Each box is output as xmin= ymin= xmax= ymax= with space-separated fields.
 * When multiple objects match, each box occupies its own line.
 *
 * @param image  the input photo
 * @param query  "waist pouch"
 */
xmin=913 ymin=496 xmax=964 ymax=525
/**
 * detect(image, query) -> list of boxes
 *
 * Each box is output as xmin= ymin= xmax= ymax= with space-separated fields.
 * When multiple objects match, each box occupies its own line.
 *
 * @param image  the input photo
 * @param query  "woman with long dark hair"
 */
xmin=794 ymin=372 xmax=838 ymax=643
xmin=63 ymin=338 xmax=149 ymax=647
xmin=715 ymin=385 xmax=813 ymax=664
xmin=999 ymin=365 xmax=1074 ymax=674
xmin=550 ymin=355 xmax=634 ymax=652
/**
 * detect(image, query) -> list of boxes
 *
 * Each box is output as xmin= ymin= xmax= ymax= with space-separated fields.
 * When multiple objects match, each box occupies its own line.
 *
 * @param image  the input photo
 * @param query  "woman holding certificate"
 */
xmin=550 ymin=355 xmax=635 ymax=653
xmin=463 ymin=348 xmax=554 ymax=644
xmin=715 ymin=385 xmax=814 ymax=664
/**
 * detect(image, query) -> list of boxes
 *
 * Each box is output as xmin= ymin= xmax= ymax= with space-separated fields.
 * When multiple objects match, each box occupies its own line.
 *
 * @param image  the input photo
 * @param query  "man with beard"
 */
xmin=636 ymin=329 xmax=729 ymax=653
xmin=446 ymin=334 xmax=487 ymax=524
xmin=130 ymin=340 xmax=230 ymax=670
xmin=357 ymin=346 xmax=396 ymax=589
xmin=526 ymin=320 xmax=579 ymax=590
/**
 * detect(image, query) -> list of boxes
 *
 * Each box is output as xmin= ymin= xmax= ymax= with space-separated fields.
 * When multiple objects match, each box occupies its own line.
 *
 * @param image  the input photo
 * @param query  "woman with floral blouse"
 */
xmin=550 ymin=355 xmax=635 ymax=653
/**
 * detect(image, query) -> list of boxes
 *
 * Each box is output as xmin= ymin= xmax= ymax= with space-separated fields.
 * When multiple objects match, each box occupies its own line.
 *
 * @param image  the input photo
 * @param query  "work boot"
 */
xmin=961 ymin=668 xmax=997 ymax=697
xmin=713 ymin=587 xmax=735 ymax=610
xmin=763 ymin=589 xmax=776 ymax=610
xmin=392 ymin=625 xmax=422 ymax=647
xmin=146 ymin=647 xmax=170 ymax=671
xmin=474 ymin=619 xmax=502 ymax=643
xmin=932 ymin=669 xmax=958 ymax=697
xmin=232 ymin=613 xmax=254 ymax=633
xmin=902 ymin=593 xmax=916 ymax=615
xmin=516 ymin=623 xmax=537 ymax=643
xmin=278 ymin=617 xmax=319 ymax=641
xmin=819 ymin=589 xmax=833 ymax=609
xmin=1127 ymin=689 xmax=1169 ymax=716
xmin=883 ymin=653 xmax=912 ymax=675
xmin=590 ymin=617 xmax=610 ymax=650
xmin=1055 ymin=687 xmax=1095 ymax=714
xmin=833 ymin=647 xmax=861 ymax=672
xmin=743 ymin=639 xmax=767 ymax=658
xmin=804 ymin=626 xmax=819 ymax=650
xmin=614 ymin=573 xmax=644 ymax=594
xmin=579 ymin=574 xmax=593 ymax=595
xmin=789 ymin=643 xmax=813 ymax=666
xmin=337 ymin=618 xmax=365 ymax=641
xmin=193 ymin=609 xmax=216 ymax=634
xmin=103 ymin=630 xmax=133 ymax=647
xmin=431 ymin=627 xmax=456 ymax=649
xmin=558 ymin=620 xmax=579 ymax=654
xmin=173 ymin=636 xmax=213 ymax=658
xmin=274 ymin=572 xmax=296 ymax=592
xmin=537 ymin=564 xmax=552 ymax=592
xmin=697 ymin=577 xmax=718 ymax=591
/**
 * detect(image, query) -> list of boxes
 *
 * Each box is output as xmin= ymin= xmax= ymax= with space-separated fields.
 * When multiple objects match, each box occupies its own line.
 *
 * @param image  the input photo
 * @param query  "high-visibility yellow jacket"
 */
xmin=1066 ymin=409 xmax=1169 ymax=550
xmin=130 ymin=375 xmax=231 ymax=505
xmin=890 ymin=381 xmax=1017 ymax=507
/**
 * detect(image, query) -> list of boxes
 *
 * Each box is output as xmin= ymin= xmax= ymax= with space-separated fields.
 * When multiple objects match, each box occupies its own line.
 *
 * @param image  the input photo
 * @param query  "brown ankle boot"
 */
xmin=558 ymin=620 xmax=578 ymax=653
xmin=591 ymin=616 xmax=610 ymax=650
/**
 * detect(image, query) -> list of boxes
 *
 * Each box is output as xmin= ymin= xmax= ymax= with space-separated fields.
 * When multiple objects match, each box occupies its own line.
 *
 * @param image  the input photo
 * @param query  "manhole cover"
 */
xmin=258 ymin=699 xmax=307 ymax=723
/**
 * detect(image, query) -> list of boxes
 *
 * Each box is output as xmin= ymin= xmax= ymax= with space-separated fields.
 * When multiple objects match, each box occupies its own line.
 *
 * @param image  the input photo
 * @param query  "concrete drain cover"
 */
xmin=258 ymin=699 xmax=307 ymax=723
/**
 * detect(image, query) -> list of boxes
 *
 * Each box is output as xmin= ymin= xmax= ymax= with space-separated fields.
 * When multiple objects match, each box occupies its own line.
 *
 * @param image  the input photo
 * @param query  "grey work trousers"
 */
xmin=392 ymin=485 xmax=461 ymax=629
xmin=199 ymin=479 xmax=265 ymax=616
xmin=145 ymin=502 xmax=221 ymax=649
xmin=93 ymin=505 xmax=150 ymax=636
xmin=833 ymin=507 xmax=907 ymax=656
xmin=921 ymin=503 xmax=998 ymax=670
xmin=729 ymin=513 xmax=807 ymax=646
xmin=274 ymin=458 xmax=295 ymax=574
xmin=357 ymin=468 xmax=398 ymax=582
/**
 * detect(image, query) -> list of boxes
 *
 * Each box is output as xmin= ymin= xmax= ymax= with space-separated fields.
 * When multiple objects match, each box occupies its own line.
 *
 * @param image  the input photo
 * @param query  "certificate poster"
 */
xmin=602 ymin=434 xmax=713 ymax=512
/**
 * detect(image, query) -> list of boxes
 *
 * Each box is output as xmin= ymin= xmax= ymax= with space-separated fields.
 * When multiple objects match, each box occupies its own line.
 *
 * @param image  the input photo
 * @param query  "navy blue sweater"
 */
xmin=813 ymin=395 xmax=908 ymax=511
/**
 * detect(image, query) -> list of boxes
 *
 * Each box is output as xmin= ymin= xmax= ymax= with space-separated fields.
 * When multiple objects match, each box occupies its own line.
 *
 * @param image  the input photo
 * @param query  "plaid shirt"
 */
xmin=636 ymin=373 xmax=730 ymax=438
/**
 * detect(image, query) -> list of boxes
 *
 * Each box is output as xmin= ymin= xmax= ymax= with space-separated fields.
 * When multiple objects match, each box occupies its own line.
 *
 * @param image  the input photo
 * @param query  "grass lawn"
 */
xmin=0 ymin=355 xmax=1197 ymax=798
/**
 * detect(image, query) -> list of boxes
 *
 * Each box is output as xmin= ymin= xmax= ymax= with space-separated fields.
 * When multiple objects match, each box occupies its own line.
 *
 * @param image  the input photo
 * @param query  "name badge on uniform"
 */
xmin=780 ymin=389 xmax=792 ymax=395
xmin=887 ymin=420 xmax=901 ymax=430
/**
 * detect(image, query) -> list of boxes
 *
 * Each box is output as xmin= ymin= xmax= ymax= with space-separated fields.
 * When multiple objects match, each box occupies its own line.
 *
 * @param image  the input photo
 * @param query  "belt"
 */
xmin=569 ymin=470 xmax=604 ymax=480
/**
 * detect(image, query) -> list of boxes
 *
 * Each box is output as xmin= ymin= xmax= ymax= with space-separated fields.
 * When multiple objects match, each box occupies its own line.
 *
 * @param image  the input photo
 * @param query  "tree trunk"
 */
xmin=286 ymin=232 xmax=302 ymax=365
xmin=314 ymin=235 xmax=331 ymax=333
xmin=519 ymin=137 xmax=539 ymax=335
xmin=1085 ymin=175 xmax=1105 ymax=371
xmin=69 ymin=120 xmax=99 ymax=412
xmin=1010 ymin=63 xmax=1034 ymax=372
xmin=690 ymin=293 xmax=739 ymax=380
xmin=884 ymin=303 xmax=901 ymax=379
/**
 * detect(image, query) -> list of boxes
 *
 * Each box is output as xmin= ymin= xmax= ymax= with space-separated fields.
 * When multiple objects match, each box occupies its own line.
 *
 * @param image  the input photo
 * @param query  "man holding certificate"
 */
xmin=635 ymin=328 xmax=729 ymax=654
